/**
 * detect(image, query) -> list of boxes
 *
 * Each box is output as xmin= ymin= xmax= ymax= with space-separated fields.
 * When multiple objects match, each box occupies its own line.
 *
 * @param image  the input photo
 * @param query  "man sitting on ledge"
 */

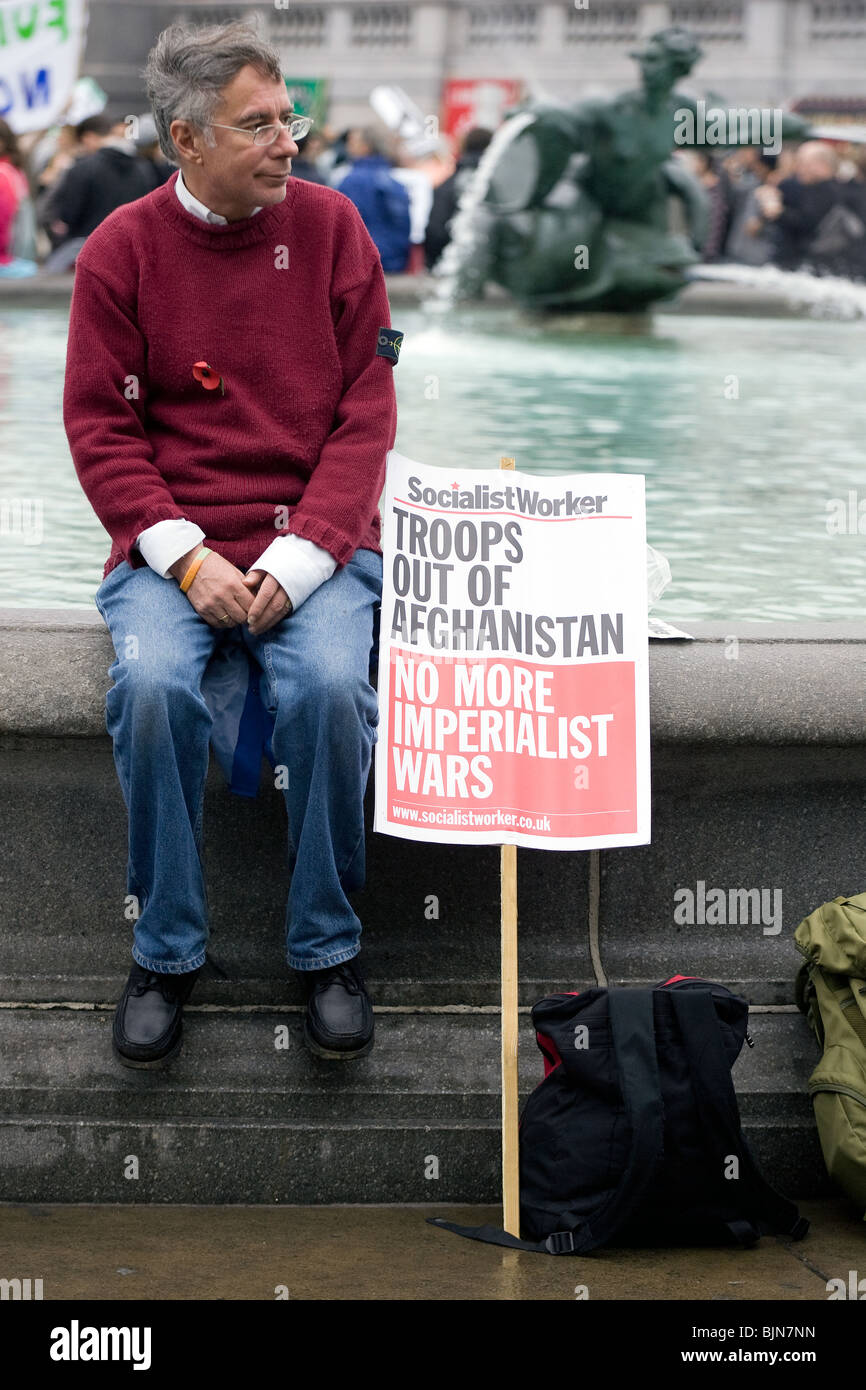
xmin=62 ymin=20 xmax=398 ymax=1068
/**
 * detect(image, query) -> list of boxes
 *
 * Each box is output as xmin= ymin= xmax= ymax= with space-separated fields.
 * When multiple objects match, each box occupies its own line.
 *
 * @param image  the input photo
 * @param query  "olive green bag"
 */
xmin=795 ymin=893 xmax=866 ymax=1218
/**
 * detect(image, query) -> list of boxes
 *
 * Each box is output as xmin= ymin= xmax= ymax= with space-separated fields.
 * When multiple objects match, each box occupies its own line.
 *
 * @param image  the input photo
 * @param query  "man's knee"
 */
xmin=109 ymin=657 xmax=206 ymax=718
xmin=274 ymin=650 xmax=376 ymax=731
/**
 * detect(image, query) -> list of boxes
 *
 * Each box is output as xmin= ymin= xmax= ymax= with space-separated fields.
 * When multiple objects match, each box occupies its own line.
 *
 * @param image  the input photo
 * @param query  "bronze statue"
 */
xmin=442 ymin=26 xmax=811 ymax=312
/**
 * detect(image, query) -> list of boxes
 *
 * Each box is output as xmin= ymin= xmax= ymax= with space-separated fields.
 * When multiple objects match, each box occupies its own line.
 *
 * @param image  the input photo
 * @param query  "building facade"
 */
xmin=82 ymin=0 xmax=866 ymax=134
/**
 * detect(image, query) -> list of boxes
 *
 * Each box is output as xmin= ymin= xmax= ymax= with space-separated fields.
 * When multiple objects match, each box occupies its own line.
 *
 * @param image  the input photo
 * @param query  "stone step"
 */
xmin=3 ymin=740 xmax=862 ymax=1007
xmin=2 ymin=617 xmax=863 ymax=1205
xmin=0 ymin=1007 xmax=830 ymax=1202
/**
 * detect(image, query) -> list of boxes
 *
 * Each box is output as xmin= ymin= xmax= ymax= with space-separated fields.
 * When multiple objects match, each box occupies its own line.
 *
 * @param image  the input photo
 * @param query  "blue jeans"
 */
xmin=93 ymin=548 xmax=383 ymax=974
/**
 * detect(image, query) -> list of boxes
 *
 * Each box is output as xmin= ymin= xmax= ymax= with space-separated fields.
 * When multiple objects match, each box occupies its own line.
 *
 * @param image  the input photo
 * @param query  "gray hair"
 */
xmin=142 ymin=18 xmax=283 ymax=165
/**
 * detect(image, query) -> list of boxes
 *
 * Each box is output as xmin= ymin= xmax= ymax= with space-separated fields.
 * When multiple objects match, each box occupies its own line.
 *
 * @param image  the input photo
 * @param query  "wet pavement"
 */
xmin=1 ymin=1199 xmax=863 ymax=1300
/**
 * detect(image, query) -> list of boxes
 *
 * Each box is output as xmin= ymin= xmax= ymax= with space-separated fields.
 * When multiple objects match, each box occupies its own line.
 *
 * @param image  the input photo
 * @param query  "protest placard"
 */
xmin=374 ymin=450 xmax=651 ymax=851
xmin=0 ymin=0 xmax=88 ymax=133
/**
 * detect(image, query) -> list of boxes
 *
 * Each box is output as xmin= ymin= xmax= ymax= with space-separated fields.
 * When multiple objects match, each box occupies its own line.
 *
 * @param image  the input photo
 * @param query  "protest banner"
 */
xmin=374 ymin=449 xmax=650 ymax=851
xmin=0 ymin=0 xmax=88 ymax=134
xmin=374 ymin=449 xmax=650 ymax=1234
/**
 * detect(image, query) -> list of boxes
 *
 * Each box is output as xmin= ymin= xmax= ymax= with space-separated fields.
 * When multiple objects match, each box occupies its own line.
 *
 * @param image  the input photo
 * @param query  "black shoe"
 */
xmin=301 ymin=955 xmax=374 ymax=1059
xmin=112 ymin=962 xmax=201 ymax=1070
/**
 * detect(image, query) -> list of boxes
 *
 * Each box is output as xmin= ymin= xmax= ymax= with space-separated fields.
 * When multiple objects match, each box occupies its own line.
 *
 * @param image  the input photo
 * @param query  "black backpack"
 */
xmin=430 ymin=976 xmax=808 ymax=1254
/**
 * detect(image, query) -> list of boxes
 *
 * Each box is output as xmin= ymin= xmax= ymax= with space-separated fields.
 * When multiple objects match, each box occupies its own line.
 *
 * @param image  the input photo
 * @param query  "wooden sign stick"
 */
xmin=499 ymin=455 xmax=520 ymax=1237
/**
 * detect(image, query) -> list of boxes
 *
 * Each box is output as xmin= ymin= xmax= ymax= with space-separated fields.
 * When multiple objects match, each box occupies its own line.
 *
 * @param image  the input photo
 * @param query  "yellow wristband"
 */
xmin=179 ymin=546 xmax=211 ymax=593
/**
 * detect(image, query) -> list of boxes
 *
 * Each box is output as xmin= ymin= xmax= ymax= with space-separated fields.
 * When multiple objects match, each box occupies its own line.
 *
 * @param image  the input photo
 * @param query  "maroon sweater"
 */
xmin=63 ymin=170 xmax=398 ymax=580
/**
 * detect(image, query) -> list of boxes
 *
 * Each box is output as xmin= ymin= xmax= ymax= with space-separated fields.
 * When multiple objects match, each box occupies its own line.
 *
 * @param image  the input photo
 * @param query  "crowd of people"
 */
xmin=2 ymin=100 xmax=866 ymax=282
xmin=0 ymin=107 xmax=492 ymax=279
xmin=679 ymin=138 xmax=866 ymax=278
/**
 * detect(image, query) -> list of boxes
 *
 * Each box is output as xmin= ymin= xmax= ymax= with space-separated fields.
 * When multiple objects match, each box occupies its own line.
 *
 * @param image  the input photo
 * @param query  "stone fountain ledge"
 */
xmin=2 ymin=609 xmax=866 ymax=743
xmin=1 ymin=611 xmax=864 ymax=1199
xmin=0 ymin=272 xmax=836 ymax=317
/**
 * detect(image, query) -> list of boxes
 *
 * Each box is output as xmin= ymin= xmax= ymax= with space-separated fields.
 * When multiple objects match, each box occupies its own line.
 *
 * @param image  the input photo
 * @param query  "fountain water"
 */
xmin=687 ymin=262 xmax=866 ymax=320
xmin=428 ymin=111 xmax=538 ymax=309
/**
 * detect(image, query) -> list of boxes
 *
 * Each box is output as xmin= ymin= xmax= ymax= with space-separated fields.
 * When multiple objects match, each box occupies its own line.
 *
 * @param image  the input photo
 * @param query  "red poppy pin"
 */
xmin=193 ymin=360 xmax=225 ymax=395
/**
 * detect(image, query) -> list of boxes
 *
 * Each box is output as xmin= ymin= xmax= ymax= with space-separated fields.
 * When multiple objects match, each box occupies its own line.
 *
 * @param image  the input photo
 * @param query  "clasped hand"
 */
xmin=241 ymin=567 xmax=294 ymax=635
xmin=176 ymin=548 xmax=293 ymax=634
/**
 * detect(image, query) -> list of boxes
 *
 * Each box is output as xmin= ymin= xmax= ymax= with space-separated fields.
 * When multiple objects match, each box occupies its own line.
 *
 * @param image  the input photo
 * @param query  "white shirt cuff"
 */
xmin=248 ymin=534 xmax=337 ymax=610
xmin=136 ymin=519 xmax=206 ymax=578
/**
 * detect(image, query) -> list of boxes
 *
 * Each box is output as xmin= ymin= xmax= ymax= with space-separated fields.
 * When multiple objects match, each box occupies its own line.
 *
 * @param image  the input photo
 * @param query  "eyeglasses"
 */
xmin=210 ymin=115 xmax=314 ymax=146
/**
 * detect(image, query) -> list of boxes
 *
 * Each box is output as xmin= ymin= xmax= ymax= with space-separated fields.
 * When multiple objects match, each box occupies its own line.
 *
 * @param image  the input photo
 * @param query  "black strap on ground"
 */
xmin=427 ymin=987 xmax=665 ymax=1255
xmin=424 ymin=1219 xmax=551 ymax=1253
xmin=668 ymin=988 xmax=808 ymax=1241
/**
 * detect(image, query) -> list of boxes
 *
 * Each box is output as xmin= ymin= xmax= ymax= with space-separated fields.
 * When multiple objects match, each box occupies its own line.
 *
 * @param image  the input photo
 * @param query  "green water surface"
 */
xmin=1 ymin=300 xmax=864 ymax=621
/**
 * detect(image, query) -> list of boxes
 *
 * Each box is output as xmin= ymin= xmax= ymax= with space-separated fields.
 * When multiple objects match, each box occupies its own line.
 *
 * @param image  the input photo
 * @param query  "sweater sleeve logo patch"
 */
xmin=376 ymin=328 xmax=403 ymax=364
